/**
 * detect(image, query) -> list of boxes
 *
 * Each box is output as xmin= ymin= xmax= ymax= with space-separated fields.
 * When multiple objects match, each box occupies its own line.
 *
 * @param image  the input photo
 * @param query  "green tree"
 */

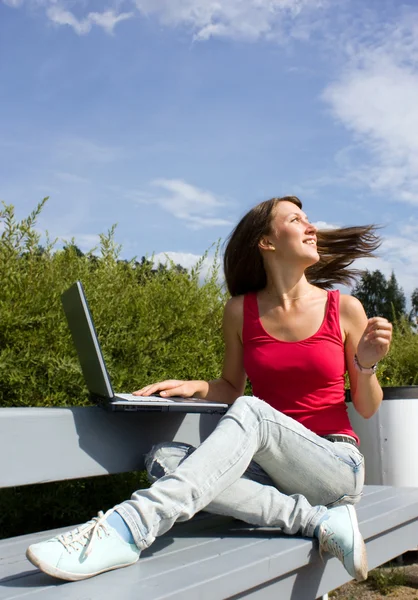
xmin=411 ymin=288 xmax=418 ymax=321
xmin=351 ymin=270 xmax=406 ymax=321
xmin=386 ymin=271 xmax=406 ymax=319
xmin=351 ymin=270 xmax=388 ymax=318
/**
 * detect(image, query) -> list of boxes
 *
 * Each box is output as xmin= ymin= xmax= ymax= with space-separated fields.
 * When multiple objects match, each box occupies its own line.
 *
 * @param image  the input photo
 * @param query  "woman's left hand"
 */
xmin=356 ymin=317 xmax=393 ymax=368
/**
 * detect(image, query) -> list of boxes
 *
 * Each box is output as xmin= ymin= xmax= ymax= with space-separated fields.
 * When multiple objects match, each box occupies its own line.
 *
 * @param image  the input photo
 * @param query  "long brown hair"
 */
xmin=223 ymin=196 xmax=381 ymax=296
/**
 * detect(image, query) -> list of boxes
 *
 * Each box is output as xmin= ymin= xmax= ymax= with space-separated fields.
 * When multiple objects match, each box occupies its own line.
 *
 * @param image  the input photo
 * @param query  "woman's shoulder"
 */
xmin=338 ymin=293 xmax=365 ymax=314
xmin=223 ymin=296 xmax=245 ymax=342
xmin=224 ymin=294 xmax=245 ymax=318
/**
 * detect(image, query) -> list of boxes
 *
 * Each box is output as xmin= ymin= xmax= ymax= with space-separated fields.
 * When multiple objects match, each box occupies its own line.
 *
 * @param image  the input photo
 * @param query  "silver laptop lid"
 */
xmin=61 ymin=281 xmax=114 ymax=400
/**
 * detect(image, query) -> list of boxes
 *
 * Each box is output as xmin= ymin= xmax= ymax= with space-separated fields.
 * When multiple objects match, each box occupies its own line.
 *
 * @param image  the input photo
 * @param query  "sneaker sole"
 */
xmin=346 ymin=504 xmax=368 ymax=581
xmin=26 ymin=547 xmax=140 ymax=582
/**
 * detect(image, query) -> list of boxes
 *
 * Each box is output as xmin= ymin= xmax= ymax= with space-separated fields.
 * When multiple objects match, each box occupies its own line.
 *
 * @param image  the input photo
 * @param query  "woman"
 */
xmin=27 ymin=196 xmax=392 ymax=583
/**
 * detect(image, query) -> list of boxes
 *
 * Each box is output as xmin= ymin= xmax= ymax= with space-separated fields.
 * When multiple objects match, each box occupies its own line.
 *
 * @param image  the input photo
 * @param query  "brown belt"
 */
xmin=322 ymin=434 xmax=359 ymax=449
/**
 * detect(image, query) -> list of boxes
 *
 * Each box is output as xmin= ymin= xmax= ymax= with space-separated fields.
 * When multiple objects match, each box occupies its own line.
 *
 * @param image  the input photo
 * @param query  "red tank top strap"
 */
xmin=321 ymin=289 xmax=343 ymax=344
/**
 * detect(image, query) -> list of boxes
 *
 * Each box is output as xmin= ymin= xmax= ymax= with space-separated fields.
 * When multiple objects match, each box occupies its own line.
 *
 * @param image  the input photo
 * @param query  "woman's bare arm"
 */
xmin=341 ymin=294 xmax=392 ymax=419
xmin=133 ymin=296 xmax=247 ymax=404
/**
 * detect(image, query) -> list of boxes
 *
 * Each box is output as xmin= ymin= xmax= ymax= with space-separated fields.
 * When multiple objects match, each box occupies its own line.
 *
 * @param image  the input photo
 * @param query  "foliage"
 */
xmin=0 ymin=199 xmax=227 ymax=408
xmin=351 ymin=270 xmax=418 ymax=386
xmin=411 ymin=287 xmax=418 ymax=321
xmin=366 ymin=564 xmax=406 ymax=595
xmin=378 ymin=315 xmax=418 ymax=386
xmin=0 ymin=471 xmax=149 ymax=539
xmin=351 ymin=269 xmax=407 ymax=321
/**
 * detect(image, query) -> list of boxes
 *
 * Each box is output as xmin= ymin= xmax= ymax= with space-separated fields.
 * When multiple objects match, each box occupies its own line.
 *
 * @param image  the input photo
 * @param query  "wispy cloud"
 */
xmin=46 ymin=6 xmax=134 ymax=35
xmin=153 ymin=250 xmax=209 ymax=270
xmin=56 ymin=137 xmax=122 ymax=164
xmin=133 ymin=0 xmax=327 ymax=42
xmin=60 ymin=232 xmax=100 ymax=252
xmin=135 ymin=178 xmax=234 ymax=230
xmin=3 ymin=0 xmax=328 ymax=40
xmin=3 ymin=0 xmax=24 ymax=6
xmin=53 ymin=171 xmax=90 ymax=184
xmin=313 ymin=220 xmax=338 ymax=230
xmin=322 ymin=9 xmax=418 ymax=205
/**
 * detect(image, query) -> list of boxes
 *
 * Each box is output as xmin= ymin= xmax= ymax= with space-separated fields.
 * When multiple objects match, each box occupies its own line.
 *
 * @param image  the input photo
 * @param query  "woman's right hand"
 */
xmin=132 ymin=379 xmax=206 ymax=399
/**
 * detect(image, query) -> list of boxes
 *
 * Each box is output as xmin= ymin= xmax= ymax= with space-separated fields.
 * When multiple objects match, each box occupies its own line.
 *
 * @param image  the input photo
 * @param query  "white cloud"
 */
xmin=3 ymin=0 xmax=24 ymax=6
xmin=46 ymin=6 xmax=134 ymax=35
xmin=322 ymin=10 xmax=418 ymax=205
xmin=32 ymin=226 xmax=100 ymax=253
xmin=153 ymin=251 xmax=220 ymax=282
xmin=400 ymin=218 xmax=418 ymax=238
xmin=67 ymin=233 xmax=100 ymax=252
xmin=312 ymin=220 xmax=338 ymax=230
xmin=137 ymin=178 xmax=234 ymax=230
xmin=4 ymin=0 xmax=327 ymax=40
xmin=133 ymin=0 xmax=327 ymax=42
xmin=154 ymin=250 xmax=208 ymax=270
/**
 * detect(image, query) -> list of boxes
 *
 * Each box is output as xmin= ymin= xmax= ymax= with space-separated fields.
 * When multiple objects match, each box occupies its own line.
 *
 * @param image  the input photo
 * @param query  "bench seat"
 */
xmin=2 ymin=485 xmax=418 ymax=600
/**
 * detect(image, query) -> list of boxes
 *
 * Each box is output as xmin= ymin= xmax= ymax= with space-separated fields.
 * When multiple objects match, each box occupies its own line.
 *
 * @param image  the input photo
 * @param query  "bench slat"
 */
xmin=2 ymin=486 xmax=418 ymax=600
xmin=0 ymin=408 xmax=221 ymax=487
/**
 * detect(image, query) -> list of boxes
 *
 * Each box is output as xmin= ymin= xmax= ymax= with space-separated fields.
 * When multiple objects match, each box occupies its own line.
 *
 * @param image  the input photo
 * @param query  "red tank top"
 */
xmin=243 ymin=290 xmax=358 ymax=443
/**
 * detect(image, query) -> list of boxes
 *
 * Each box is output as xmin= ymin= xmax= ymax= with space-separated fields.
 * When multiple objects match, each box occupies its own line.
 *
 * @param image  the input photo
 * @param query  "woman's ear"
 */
xmin=258 ymin=237 xmax=275 ymax=252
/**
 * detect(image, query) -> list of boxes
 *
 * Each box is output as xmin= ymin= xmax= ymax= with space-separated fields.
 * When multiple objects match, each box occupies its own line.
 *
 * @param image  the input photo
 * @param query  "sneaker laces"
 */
xmin=319 ymin=525 xmax=345 ymax=563
xmin=57 ymin=508 xmax=115 ymax=557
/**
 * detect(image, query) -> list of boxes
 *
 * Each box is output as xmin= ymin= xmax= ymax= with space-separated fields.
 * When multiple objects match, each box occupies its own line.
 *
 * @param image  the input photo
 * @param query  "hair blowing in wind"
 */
xmin=223 ymin=196 xmax=381 ymax=297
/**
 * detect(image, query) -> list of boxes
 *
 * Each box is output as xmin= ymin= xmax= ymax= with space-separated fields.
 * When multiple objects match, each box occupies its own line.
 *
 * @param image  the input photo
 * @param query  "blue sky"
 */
xmin=1 ymin=0 xmax=418 ymax=299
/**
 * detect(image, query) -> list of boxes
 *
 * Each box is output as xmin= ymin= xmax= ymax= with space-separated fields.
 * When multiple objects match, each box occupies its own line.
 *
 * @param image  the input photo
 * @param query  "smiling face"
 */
xmin=259 ymin=200 xmax=319 ymax=266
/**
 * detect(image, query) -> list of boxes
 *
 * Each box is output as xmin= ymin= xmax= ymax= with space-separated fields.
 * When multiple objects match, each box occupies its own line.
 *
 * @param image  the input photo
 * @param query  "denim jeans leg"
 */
xmin=144 ymin=441 xmax=286 ymax=523
xmin=116 ymin=396 xmax=363 ymax=550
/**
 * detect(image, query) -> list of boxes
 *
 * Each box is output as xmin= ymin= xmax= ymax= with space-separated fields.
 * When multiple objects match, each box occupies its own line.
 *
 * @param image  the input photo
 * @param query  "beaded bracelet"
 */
xmin=354 ymin=353 xmax=378 ymax=374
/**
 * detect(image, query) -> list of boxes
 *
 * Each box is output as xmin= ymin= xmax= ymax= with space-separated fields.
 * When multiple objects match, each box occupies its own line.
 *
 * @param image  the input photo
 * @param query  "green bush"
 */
xmin=378 ymin=316 xmax=418 ymax=386
xmin=0 ymin=199 xmax=227 ymax=408
xmin=0 ymin=471 xmax=149 ymax=540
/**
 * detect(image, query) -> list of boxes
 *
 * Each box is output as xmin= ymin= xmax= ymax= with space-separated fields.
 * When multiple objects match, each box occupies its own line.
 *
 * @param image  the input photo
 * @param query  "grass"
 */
xmin=367 ymin=564 xmax=407 ymax=595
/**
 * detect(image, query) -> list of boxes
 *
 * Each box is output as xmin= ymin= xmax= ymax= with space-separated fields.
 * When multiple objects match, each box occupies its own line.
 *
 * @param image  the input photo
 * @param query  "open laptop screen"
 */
xmin=61 ymin=281 xmax=114 ymax=400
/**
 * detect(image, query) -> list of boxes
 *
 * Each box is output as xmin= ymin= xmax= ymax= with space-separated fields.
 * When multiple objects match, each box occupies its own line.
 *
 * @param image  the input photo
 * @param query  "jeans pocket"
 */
xmin=334 ymin=442 xmax=364 ymax=471
xmin=326 ymin=491 xmax=363 ymax=508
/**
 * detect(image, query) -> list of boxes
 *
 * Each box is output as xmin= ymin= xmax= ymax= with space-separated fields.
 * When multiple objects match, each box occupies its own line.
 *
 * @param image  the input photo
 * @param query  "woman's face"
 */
xmin=263 ymin=201 xmax=319 ymax=264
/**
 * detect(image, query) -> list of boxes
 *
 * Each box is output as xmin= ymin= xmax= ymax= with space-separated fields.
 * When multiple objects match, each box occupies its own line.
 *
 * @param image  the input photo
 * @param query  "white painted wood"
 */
xmin=348 ymin=389 xmax=418 ymax=487
xmin=0 ymin=407 xmax=221 ymax=487
xmin=2 ymin=486 xmax=418 ymax=599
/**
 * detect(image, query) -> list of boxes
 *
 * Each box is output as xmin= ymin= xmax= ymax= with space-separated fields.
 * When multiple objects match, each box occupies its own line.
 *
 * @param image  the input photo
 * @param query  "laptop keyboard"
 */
xmin=115 ymin=393 xmax=176 ymax=402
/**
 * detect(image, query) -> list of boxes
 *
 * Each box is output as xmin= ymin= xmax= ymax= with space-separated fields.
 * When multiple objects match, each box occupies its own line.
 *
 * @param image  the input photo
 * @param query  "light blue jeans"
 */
xmin=116 ymin=396 xmax=364 ymax=550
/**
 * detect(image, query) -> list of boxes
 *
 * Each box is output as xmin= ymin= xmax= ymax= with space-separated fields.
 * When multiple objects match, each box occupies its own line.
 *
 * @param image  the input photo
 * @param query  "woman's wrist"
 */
xmin=193 ymin=380 xmax=210 ymax=398
xmin=354 ymin=353 xmax=378 ymax=374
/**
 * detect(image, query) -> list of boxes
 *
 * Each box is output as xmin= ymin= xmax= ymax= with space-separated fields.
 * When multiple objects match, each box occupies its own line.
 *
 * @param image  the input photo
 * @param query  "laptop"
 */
xmin=61 ymin=281 xmax=229 ymax=414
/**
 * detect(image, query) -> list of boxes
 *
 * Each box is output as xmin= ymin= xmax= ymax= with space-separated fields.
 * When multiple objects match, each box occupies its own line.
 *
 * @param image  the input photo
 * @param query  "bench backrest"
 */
xmin=0 ymin=407 xmax=222 ymax=488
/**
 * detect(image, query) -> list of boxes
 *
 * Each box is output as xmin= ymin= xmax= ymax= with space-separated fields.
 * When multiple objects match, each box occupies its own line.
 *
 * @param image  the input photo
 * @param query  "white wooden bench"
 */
xmin=2 ymin=406 xmax=418 ymax=600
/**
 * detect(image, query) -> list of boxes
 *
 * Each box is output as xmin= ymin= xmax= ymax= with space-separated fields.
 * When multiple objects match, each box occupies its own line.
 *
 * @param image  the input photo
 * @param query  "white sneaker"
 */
xmin=26 ymin=508 xmax=141 ymax=581
xmin=318 ymin=504 xmax=368 ymax=581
